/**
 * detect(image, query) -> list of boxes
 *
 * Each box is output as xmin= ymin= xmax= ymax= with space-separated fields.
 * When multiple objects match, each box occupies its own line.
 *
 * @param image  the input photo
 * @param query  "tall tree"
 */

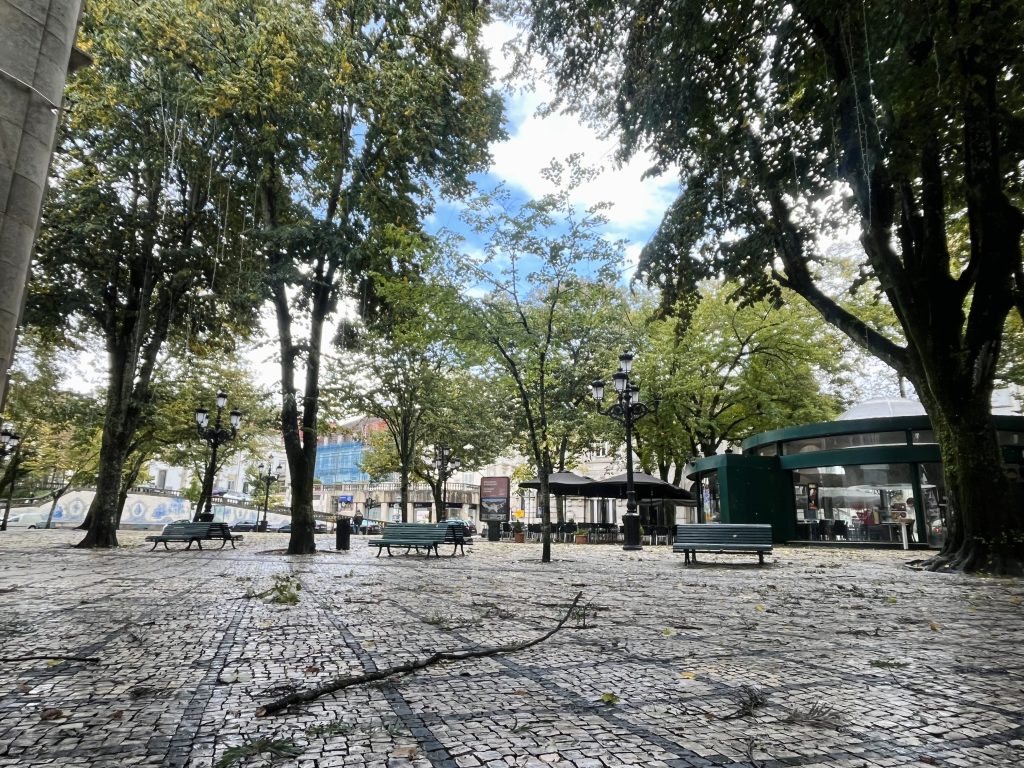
xmin=522 ymin=0 xmax=1024 ymax=573
xmin=29 ymin=0 xmax=262 ymax=548
xmin=632 ymin=283 xmax=846 ymax=483
xmin=188 ymin=0 xmax=503 ymax=553
xmin=459 ymin=162 xmax=629 ymax=563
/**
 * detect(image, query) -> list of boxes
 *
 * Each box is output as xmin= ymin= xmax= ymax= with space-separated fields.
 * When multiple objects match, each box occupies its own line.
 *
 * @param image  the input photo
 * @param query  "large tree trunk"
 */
xmin=275 ymin=276 xmax=324 ymax=556
xmin=77 ymin=413 xmax=131 ymax=548
xmin=921 ymin=395 xmax=1021 ymax=574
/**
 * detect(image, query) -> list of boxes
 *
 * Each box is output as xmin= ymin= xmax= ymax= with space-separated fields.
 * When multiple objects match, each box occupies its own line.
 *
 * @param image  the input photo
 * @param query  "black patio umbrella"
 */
xmin=518 ymin=471 xmax=595 ymax=495
xmin=577 ymin=472 xmax=695 ymax=503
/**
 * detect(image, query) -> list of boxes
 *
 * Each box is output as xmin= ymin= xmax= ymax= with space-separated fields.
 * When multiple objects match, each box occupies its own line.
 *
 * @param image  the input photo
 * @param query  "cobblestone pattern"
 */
xmin=0 ymin=530 xmax=1021 ymax=767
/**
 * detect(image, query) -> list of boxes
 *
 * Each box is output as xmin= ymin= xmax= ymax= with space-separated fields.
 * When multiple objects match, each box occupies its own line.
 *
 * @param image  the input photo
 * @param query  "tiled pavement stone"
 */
xmin=0 ymin=531 xmax=1022 ymax=767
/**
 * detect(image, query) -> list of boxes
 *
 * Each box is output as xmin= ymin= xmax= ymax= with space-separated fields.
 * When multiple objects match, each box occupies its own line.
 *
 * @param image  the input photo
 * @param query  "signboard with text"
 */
xmin=479 ymin=476 xmax=511 ymax=522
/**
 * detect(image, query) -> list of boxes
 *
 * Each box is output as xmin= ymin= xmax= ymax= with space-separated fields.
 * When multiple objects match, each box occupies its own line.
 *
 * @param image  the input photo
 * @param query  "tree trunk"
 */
xmin=922 ymin=401 xmax=1022 ymax=575
xmin=539 ymin=475 xmax=551 ymax=563
xmin=399 ymin=468 xmax=410 ymax=523
xmin=77 ymin=419 xmax=130 ymax=548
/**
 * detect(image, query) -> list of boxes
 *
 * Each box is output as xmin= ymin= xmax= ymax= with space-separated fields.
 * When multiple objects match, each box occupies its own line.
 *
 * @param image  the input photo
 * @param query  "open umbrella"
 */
xmin=577 ymin=472 xmax=695 ymax=503
xmin=518 ymin=471 xmax=595 ymax=495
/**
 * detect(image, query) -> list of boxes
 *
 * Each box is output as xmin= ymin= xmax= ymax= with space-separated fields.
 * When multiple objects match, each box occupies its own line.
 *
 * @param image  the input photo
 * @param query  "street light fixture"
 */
xmin=257 ymin=457 xmax=283 ymax=532
xmin=1 ymin=426 xmax=22 ymax=532
xmin=433 ymin=444 xmax=461 ymax=521
xmin=1 ymin=427 xmax=20 ymax=459
xmin=592 ymin=351 xmax=654 ymax=551
xmin=194 ymin=392 xmax=242 ymax=522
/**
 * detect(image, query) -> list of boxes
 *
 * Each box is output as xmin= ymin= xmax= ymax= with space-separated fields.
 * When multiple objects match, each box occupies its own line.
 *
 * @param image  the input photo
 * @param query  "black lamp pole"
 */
xmin=433 ymin=445 xmax=461 ymax=522
xmin=194 ymin=392 xmax=241 ymax=522
xmin=1 ymin=427 xmax=22 ymax=532
xmin=592 ymin=351 xmax=653 ymax=551
xmin=257 ymin=458 xmax=282 ymax=532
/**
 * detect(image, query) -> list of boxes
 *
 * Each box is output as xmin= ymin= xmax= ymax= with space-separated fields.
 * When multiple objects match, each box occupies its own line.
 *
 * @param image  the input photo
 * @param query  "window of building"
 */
xmin=791 ymin=464 xmax=915 ymax=543
xmin=782 ymin=431 xmax=907 ymax=455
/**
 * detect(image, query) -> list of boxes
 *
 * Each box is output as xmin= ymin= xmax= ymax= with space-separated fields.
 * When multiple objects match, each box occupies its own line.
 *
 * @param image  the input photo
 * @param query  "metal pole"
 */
xmin=262 ymin=474 xmax=271 ymax=530
xmin=1 ymin=458 xmax=16 ymax=532
xmin=622 ymin=392 xmax=642 ymax=551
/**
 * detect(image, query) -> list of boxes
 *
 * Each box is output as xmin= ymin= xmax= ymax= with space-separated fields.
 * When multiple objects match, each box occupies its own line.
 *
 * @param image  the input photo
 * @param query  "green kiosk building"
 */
xmin=687 ymin=399 xmax=1024 ymax=548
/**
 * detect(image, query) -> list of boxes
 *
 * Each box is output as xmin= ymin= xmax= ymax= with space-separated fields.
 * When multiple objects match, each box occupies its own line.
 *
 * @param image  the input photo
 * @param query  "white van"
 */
xmin=4 ymin=512 xmax=47 ymax=529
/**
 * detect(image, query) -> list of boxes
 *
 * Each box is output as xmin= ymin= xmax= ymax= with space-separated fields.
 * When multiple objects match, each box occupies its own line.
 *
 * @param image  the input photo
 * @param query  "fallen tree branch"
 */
xmin=0 ymin=655 xmax=100 ymax=663
xmin=256 ymin=591 xmax=584 ymax=717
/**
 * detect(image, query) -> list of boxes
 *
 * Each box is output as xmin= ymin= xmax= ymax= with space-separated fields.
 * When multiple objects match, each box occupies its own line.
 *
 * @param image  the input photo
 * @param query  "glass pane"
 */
xmin=755 ymin=444 xmax=778 ymax=457
xmin=917 ymin=462 xmax=948 ymax=548
xmin=999 ymin=431 xmax=1024 ymax=446
xmin=792 ymin=464 xmax=917 ymax=543
xmin=783 ymin=432 xmax=907 ymax=455
xmin=911 ymin=430 xmax=937 ymax=444
xmin=699 ymin=472 xmax=721 ymax=523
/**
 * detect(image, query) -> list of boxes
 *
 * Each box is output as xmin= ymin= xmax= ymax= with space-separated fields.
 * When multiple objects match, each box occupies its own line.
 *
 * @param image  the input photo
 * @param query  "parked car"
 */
xmin=231 ymin=522 xmax=258 ymax=532
xmin=275 ymin=523 xmax=291 ymax=533
xmin=3 ymin=513 xmax=47 ymax=529
xmin=444 ymin=518 xmax=477 ymax=536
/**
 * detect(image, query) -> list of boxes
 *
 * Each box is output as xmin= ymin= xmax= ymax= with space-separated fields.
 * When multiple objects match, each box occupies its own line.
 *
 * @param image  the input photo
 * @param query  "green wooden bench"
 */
xmin=369 ymin=522 xmax=469 ymax=557
xmin=673 ymin=523 xmax=773 ymax=565
xmin=145 ymin=522 xmax=242 ymax=551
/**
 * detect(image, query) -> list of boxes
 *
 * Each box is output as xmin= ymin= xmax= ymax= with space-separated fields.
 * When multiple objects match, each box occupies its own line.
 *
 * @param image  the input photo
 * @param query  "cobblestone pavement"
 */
xmin=0 ymin=530 xmax=1022 ymax=768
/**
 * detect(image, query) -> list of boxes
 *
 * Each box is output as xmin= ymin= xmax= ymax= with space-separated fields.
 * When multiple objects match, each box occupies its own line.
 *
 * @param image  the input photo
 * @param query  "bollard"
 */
xmin=336 ymin=516 xmax=351 ymax=550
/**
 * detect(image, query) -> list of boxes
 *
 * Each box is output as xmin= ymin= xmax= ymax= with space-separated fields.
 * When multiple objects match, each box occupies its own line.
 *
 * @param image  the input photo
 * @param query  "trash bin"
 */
xmin=336 ymin=516 xmax=351 ymax=550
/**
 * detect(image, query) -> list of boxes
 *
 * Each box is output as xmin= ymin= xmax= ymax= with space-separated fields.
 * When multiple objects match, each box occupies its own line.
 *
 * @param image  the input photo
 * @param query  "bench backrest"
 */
xmin=161 ymin=522 xmax=211 ymax=536
xmin=675 ymin=523 xmax=773 ymax=546
xmin=380 ymin=522 xmax=450 ymax=542
xmin=160 ymin=522 xmax=231 ymax=537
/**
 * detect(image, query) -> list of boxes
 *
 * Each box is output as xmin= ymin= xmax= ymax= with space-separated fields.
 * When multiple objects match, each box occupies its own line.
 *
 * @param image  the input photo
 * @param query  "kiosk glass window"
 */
xmin=699 ymin=473 xmax=721 ymax=523
xmin=917 ymin=462 xmax=948 ymax=548
xmin=792 ymin=464 xmax=915 ymax=542
xmin=782 ymin=432 xmax=907 ymax=455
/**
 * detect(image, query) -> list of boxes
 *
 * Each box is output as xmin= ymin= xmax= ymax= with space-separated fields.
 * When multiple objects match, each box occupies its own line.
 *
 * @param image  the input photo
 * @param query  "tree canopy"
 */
xmin=521 ymin=0 xmax=1024 ymax=573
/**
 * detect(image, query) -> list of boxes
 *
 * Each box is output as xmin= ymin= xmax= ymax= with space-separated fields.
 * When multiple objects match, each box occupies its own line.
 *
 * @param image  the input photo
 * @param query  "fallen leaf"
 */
xmin=679 ymin=671 xmax=696 ymax=679
xmin=662 ymin=628 xmax=676 ymax=636
xmin=755 ymin=604 xmax=766 ymax=612
xmin=304 ymin=665 xmax=321 ymax=676
xmin=109 ymin=711 xmax=123 ymax=721
xmin=929 ymin=622 xmax=940 ymax=631
xmin=600 ymin=692 xmax=620 ymax=704
xmin=391 ymin=746 xmax=419 ymax=758
xmin=40 ymin=709 xmax=65 ymax=721
xmin=46 ymin=659 xmax=63 ymax=667
xmin=1010 ymin=596 xmax=1022 ymax=605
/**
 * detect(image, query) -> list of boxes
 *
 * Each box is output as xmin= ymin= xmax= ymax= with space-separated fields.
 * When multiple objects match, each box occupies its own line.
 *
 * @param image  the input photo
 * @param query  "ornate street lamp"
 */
xmin=592 ymin=351 xmax=654 ymax=551
xmin=194 ymin=392 xmax=241 ymax=522
xmin=1 ymin=427 xmax=19 ymax=460
xmin=257 ymin=457 xmax=283 ymax=532
xmin=432 ymin=445 xmax=461 ymax=521
xmin=1 ymin=426 xmax=21 ymax=532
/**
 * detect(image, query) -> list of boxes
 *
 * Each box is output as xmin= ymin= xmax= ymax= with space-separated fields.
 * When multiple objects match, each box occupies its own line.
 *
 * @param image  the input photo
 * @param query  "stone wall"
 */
xmin=0 ymin=0 xmax=85 ymax=411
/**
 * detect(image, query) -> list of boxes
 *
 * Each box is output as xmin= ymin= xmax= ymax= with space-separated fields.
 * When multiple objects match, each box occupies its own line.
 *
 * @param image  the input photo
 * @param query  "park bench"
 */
xmin=673 ymin=523 xmax=773 ymax=565
xmin=369 ymin=522 xmax=470 ymax=558
xmin=145 ymin=522 xmax=243 ymax=551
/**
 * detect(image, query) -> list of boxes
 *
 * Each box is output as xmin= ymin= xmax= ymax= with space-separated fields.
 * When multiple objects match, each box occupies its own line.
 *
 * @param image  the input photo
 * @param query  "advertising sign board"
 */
xmin=479 ymin=476 xmax=511 ymax=522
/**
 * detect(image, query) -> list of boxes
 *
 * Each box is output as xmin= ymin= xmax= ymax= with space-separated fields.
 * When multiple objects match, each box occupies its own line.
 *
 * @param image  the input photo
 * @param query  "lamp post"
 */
xmin=194 ymin=392 xmax=241 ymax=522
xmin=257 ymin=458 xmax=282 ymax=532
xmin=433 ymin=444 xmax=461 ymax=522
xmin=1 ymin=427 xmax=21 ymax=532
xmin=592 ymin=351 xmax=654 ymax=551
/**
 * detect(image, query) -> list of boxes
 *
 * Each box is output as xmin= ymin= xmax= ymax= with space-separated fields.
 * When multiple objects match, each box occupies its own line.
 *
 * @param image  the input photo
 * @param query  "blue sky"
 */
xmin=426 ymin=20 xmax=680 ymax=285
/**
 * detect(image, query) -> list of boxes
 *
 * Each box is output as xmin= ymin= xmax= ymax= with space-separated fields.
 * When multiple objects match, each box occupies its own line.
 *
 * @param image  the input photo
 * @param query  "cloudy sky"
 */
xmin=428 ymin=20 xmax=680 ymax=283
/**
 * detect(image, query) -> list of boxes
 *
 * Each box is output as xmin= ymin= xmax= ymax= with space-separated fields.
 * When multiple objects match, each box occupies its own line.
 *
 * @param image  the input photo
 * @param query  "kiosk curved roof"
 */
xmin=838 ymin=398 xmax=926 ymax=421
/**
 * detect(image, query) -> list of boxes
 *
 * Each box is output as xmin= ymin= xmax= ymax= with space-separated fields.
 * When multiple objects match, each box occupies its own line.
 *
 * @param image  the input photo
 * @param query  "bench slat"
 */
xmin=673 ymin=524 xmax=772 ymax=565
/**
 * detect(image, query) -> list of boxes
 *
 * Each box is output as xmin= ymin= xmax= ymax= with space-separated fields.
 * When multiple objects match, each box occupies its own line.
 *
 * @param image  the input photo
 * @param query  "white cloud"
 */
xmin=483 ymin=22 xmax=678 ymax=240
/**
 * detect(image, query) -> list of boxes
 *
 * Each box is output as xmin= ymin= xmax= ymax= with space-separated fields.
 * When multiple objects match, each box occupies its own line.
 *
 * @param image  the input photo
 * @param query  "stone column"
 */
xmin=0 ymin=0 xmax=86 ymax=412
